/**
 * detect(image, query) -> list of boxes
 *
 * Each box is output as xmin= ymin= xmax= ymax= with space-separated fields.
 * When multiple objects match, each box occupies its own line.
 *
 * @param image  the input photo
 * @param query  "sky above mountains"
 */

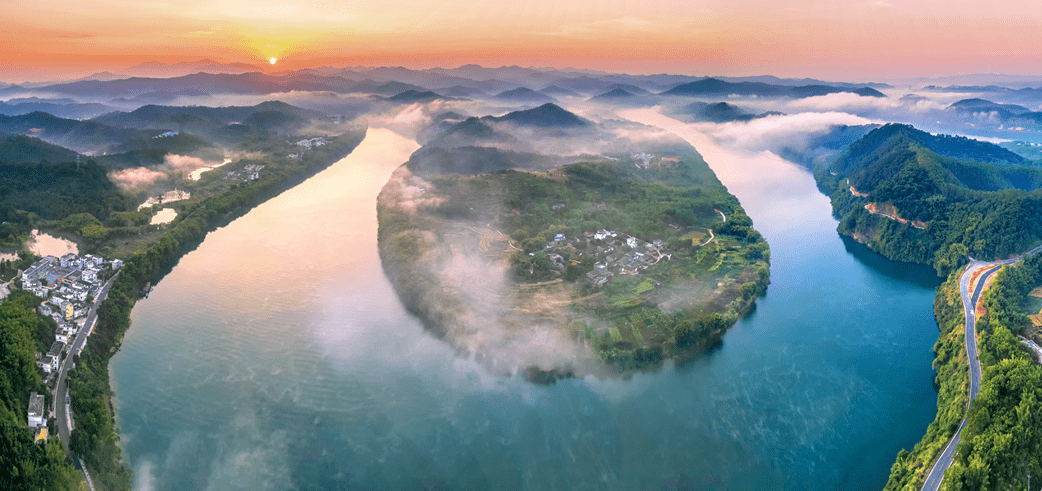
xmin=3 ymin=0 xmax=1041 ymax=82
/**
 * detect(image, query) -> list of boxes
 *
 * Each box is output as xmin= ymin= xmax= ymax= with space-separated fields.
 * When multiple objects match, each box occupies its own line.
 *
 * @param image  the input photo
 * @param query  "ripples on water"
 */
xmin=112 ymin=125 xmax=940 ymax=491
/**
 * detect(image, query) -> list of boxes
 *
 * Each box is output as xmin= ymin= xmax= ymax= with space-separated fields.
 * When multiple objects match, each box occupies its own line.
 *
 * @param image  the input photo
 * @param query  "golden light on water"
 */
xmin=269 ymin=57 xmax=277 ymax=64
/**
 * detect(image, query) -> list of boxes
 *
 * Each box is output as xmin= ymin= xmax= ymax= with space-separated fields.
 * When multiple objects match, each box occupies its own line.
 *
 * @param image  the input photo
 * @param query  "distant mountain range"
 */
xmin=539 ymin=85 xmax=583 ymax=98
xmin=0 ymin=100 xmax=320 ymax=154
xmin=121 ymin=59 xmax=266 ymax=78
xmin=661 ymin=78 xmax=886 ymax=99
xmin=944 ymin=98 xmax=1042 ymax=129
xmin=93 ymin=100 xmax=318 ymax=145
xmin=0 ymin=98 xmax=115 ymax=119
xmin=0 ymin=112 xmax=147 ymax=153
xmin=1 ymin=64 xmax=896 ymax=105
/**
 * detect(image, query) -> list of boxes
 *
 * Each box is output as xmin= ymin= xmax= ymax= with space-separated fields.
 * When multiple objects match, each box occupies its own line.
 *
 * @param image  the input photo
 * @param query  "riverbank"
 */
xmin=68 ymin=128 xmax=366 ymax=490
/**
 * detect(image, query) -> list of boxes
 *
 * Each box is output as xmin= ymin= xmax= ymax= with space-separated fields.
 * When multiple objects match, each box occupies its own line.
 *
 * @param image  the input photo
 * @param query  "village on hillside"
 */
xmin=16 ymin=253 xmax=122 ymax=442
xmin=541 ymin=228 xmax=672 ymax=288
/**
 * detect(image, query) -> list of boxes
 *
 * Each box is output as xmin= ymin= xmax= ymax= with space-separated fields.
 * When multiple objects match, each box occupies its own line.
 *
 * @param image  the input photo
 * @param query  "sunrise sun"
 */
xmin=269 ymin=57 xmax=277 ymax=65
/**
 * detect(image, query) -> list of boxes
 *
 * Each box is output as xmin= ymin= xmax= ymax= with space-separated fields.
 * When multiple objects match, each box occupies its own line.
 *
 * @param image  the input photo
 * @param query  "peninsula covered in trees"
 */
xmin=378 ymin=104 xmax=769 ymax=379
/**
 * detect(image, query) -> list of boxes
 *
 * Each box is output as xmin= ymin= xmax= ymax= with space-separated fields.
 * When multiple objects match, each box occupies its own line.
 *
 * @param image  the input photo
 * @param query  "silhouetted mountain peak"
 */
xmin=493 ymin=103 xmax=588 ymax=128
xmin=593 ymin=88 xmax=635 ymax=98
xmin=492 ymin=87 xmax=556 ymax=103
xmin=387 ymin=90 xmax=446 ymax=102
xmin=948 ymin=98 xmax=1032 ymax=115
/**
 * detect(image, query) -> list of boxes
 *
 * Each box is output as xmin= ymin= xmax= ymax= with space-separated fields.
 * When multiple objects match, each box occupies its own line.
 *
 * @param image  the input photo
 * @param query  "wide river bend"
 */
xmin=112 ymin=123 xmax=941 ymax=490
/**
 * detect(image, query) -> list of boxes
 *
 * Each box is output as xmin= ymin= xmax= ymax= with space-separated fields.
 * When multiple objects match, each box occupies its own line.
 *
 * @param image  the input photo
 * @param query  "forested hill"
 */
xmin=0 ymin=134 xmax=80 ymax=164
xmin=0 ymin=112 xmax=146 ymax=152
xmin=816 ymin=124 xmax=1042 ymax=274
xmin=833 ymin=123 xmax=1029 ymax=172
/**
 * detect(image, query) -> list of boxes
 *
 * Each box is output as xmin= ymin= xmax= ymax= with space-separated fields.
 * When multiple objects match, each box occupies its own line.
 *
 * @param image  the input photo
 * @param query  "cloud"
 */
xmin=759 ymin=92 xmax=947 ymax=115
xmin=164 ymin=154 xmax=206 ymax=169
xmin=110 ymin=167 xmax=166 ymax=189
xmin=693 ymin=111 xmax=880 ymax=150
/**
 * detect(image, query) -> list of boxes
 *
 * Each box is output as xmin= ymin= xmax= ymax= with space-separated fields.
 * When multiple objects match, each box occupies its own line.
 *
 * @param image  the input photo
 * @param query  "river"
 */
xmin=111 ymin=123 xmax=941 ymax=490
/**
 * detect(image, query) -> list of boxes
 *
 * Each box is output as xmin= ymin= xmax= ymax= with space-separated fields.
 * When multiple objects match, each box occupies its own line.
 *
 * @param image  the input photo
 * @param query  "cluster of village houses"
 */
xmin=288 ymin=136 xmax=330 ymax=160
xmin=630 ymin=152 xmax=681 ymax=169
xmin=19 ymin=253 xmax=122 ymax=441
xmin=542 ymin=228 xmax=671 ymax=288
xmin=227 ymin=164 xmax=265 ymax=181
xmin=295 ymin=136 xmax=329 ymax=150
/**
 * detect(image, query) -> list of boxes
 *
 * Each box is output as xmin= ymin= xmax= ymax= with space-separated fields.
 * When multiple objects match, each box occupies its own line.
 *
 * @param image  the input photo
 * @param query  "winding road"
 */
xmin=920 ymin=246 xmax=1042 ymax=491
xmin=53 ymin=271 xmax=119 ymax=450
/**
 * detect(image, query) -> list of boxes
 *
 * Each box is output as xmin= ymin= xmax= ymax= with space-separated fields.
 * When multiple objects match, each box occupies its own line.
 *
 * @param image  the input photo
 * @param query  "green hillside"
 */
xmin=817 ymin=124 xmax=1042 ymax=274
xmin=0 ymin=134 xmax=80 ymax=164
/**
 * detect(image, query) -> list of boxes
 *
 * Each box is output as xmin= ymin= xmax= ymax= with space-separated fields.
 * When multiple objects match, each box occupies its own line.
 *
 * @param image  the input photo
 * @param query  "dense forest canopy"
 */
xmin=818 ymin=124 xmax=1042 ymax=274
xmin=0 ymin=292 xmax=79 ymax=490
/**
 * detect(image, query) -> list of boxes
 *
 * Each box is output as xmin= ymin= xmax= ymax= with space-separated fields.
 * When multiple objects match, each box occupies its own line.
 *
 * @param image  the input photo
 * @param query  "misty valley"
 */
xmin=2 ymin=64 xmax=1042 ymax=491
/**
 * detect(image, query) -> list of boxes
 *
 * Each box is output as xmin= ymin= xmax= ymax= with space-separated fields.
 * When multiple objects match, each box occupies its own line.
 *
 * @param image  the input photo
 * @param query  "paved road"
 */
xmin=53 ymin=271 xmax=120 ymax=450
xmin=920 ymin=256 xmax=1020 ymax=491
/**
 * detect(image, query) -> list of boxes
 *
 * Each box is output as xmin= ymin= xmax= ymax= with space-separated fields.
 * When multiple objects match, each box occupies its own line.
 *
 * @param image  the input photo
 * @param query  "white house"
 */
xmin=48 ymin=297 xmax=67 ymax=311
xmin=37 ymin=355 xmax=56 ymax=374
xmin=21 ymin=256 xmax=56 ymax=286
xmin=81 ymin=269 xmax=97 ymax=283
xmin=59 ymin=253 xmax=78 ymax=269
xmin=28 ymin=393 xmax=45 ymax=428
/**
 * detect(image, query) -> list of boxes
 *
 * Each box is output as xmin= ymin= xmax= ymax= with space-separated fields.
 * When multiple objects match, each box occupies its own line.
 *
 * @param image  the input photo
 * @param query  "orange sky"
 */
xmin=2 ymin=0 xmax=1042 ymax=82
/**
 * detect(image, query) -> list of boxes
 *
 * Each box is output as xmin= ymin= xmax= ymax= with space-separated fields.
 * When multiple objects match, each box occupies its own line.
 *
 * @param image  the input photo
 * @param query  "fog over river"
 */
xmin=111 ymin=122 xmax=941 ymax=490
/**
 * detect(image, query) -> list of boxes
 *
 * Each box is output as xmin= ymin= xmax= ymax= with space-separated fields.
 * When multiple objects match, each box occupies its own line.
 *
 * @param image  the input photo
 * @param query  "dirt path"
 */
xmin=699 ymin=210 xmax=726 ymax=246
xmin=700 ymin=228 xmax=715 ymax=246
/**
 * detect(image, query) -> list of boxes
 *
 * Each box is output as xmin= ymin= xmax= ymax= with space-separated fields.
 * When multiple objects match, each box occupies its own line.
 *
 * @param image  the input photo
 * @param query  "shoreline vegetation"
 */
xmin=808 ymin=123 xmax=1042 ymax=490
xmin=63 ymin=128 xmax=366 ymax=490
xmin=377 ymin=154 xmax=769 ymax=381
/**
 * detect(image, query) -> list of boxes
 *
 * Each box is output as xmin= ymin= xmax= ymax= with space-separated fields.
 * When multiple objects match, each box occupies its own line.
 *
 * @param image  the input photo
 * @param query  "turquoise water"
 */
xmin=111 ymin=124 xmax=941 ymax=491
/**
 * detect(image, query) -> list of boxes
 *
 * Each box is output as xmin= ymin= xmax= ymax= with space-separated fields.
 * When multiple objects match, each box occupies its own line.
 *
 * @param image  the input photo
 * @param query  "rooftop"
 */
xmin=28 ymin=392 xmax=44 ymax=416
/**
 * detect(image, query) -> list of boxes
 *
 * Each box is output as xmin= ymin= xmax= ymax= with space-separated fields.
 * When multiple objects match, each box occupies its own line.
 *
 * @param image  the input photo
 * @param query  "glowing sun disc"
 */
xmin=269 ymin=57 xmax=277 ymax=64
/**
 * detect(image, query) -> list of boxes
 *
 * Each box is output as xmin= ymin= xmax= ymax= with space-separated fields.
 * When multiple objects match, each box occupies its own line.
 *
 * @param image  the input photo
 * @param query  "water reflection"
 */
xmin=839 ymin=235 xmax=944 ymax=289
xmin=150 ymin=208 xmax=177 ymax=225
xmin=28 ymin=229 xmax=78 ymax=257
